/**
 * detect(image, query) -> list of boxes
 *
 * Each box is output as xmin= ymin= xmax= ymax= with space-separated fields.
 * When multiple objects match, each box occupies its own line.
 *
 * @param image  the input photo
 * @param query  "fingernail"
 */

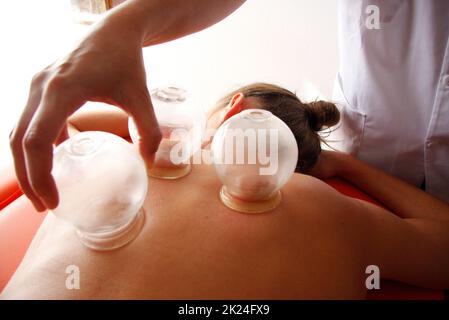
xmin=39 ymin=196 xmax=58 ymax=211
xmin=33 ymin=201 xmax=47 ymax=212
xmin=144 ymin=154 xmax=155 ymax=170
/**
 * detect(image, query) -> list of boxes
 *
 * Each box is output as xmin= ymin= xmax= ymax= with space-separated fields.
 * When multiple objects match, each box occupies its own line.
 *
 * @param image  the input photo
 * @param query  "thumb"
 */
xmin=126 ymin=90 xmax=162 ymax=168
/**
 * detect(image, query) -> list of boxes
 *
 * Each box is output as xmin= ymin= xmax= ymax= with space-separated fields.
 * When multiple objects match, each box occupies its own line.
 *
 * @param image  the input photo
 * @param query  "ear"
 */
xmin=218 ymin=93 xmax=245 ymax=125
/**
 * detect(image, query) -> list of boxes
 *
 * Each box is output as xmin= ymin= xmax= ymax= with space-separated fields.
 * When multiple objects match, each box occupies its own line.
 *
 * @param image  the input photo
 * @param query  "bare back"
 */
xmin=2 ymin=163 xmax=377 ymax=299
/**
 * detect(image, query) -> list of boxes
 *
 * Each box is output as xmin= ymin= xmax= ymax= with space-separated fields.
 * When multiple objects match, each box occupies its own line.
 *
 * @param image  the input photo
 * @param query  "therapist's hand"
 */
xmin=9 ymin=20 xmax=161 ymax=212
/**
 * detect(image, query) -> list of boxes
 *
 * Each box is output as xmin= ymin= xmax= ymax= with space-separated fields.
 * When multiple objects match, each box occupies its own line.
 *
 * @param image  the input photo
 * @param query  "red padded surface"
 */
xmin=0 ymin=176 xmax=444 ymax=299
xmin=324 ymin=178 xmax=385 ymax=208
xmin=0 ymin=165 xmax=22 ymax=210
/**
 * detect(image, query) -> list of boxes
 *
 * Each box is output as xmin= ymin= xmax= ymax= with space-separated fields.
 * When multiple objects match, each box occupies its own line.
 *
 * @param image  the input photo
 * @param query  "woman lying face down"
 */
xmin=205 ymin=83 xmax=340 ymax=173
xmin=2 ymin=83 xmax=449 ymax=299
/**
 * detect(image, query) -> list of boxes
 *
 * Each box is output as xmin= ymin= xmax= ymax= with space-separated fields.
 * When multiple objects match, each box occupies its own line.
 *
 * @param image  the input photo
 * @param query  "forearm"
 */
xmin=337 ymin=154 xmax=449 ymax=221
xmin=67 ymin=108 xmax=130 ymax=138
xmin=103 ymin=0 xmax=246 ymax=47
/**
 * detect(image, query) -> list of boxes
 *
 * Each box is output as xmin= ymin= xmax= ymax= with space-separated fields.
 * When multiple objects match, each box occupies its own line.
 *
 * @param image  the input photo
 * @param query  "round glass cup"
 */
xmin=211 ymin=109 xmax=298 ymax=214
xmin=129 ymin=86 xmax=205 ymax=179
xmin=51 ymin=131 xmax=148 ymax=251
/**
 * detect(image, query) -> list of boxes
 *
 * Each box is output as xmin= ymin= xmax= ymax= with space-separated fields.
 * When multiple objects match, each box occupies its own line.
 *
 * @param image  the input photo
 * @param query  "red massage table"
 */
xmin=0 ymin=163 xmax=444 ymax=299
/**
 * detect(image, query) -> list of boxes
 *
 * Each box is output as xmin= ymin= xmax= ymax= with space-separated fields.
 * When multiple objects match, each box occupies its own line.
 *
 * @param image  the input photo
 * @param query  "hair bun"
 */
xmin=306 ymin=100 xmax=340 ymax=131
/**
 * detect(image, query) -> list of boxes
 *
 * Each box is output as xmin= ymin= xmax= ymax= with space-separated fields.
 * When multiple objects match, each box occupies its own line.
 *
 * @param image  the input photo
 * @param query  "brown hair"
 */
xmin=214 ymin=83 xmax=340 ymax=173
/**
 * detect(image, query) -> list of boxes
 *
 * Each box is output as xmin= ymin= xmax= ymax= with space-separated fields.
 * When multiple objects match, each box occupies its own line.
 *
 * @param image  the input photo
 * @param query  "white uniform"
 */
xmin=331 ymin=0 xmax=449 ymax=202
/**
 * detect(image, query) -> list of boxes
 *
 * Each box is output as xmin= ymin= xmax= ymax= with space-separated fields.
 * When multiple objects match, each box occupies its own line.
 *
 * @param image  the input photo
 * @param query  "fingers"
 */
xmin=23 ymin=85 xmax=78 ymax=210
xmin=10 ymin=74 xmax=47 ymax=211
xmin=126 ymin=88 xmax=162 ymax=167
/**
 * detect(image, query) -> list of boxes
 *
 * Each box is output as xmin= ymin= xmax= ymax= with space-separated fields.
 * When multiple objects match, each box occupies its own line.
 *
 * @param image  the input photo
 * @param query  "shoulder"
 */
xmin=282 ymin=173 xmax=381 ymax=252
xmin=284 ymin=173 xmax=356 ymax=210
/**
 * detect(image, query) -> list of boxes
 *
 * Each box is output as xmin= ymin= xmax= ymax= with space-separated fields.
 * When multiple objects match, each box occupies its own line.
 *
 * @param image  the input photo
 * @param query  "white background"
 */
xmin=0 ymin=0 xmax=339 ymax=169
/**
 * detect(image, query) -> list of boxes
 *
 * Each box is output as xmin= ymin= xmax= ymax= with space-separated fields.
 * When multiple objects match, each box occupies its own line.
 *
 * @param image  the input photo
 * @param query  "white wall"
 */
xmin=0 ymin=0 xmax=338 ymax=168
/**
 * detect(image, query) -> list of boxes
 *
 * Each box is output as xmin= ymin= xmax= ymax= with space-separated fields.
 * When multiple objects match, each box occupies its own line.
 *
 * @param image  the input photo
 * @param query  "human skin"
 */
xmin=2 ymin=98 xmax=449 ymax=299
xmin=0 ymin=162 xmax=358 ymax=298
xmin=9 ymin=0 xmax=246 ymax=213
xmin=2 ymin=152 xmax=449 ymax=299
